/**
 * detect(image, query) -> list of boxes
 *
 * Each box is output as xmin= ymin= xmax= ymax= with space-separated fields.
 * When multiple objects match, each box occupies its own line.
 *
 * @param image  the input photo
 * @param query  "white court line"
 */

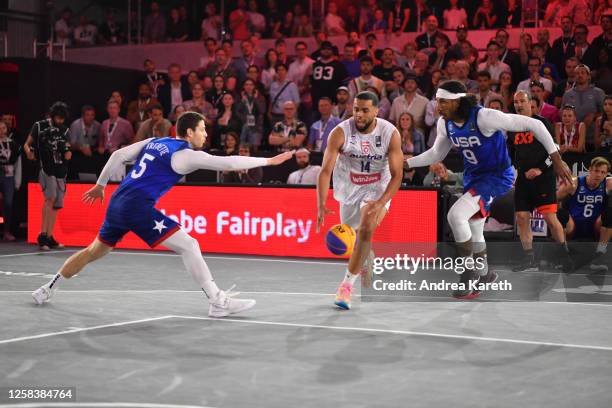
xmin=0 ymin=316 xmax=174 ymax=346
xmin=171 ymin=314 xmax=612 ymax=352
xmin=0 ymin=250 xmax=76 ymax=258
xmin=0 ymin=403 xmax=213 ymax=408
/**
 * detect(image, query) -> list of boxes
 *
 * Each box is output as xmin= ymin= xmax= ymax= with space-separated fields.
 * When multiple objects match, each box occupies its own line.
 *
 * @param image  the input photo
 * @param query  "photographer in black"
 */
xmin=24 ymin=102 xmax=72 ymax=250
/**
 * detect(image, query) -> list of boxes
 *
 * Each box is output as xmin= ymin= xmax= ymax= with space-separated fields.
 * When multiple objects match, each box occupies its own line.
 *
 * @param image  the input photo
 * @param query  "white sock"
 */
xmin=596 ymin=242 xmax=608 ymax=254
xmin=342 ymin=269 xmax=359 ymax=286
xmin=46 ymin=273 xmax=62 ymax=289
xmin=161 ymin=229 xmax=221 ymax=300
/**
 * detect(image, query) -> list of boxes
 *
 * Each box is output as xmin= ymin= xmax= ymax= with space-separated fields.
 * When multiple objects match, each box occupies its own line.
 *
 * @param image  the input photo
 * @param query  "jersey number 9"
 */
xmin=462 ymin=149 xmax=478 ymax=165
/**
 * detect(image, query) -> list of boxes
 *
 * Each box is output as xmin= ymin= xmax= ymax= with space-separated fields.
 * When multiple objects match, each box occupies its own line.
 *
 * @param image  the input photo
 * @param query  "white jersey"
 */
xmin=332 ymin=117 xmax=395 ymax=204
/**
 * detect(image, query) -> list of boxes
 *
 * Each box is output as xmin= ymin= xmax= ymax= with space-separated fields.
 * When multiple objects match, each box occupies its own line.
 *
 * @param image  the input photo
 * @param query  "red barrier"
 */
xmin=28 ymin=183 xmax=438 ymax=258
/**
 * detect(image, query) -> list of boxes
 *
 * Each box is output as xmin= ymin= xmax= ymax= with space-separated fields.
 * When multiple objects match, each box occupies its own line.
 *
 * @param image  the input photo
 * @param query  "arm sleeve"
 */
xmin=477 ymin=108 xmax=559 ymax=155
xmin=97 ymin=138 xmax=153 ymax=186
xmin=406 ymin=119 xmax=453 ymax=168
xmin=171 ymin=149 xmax=269 ymax=175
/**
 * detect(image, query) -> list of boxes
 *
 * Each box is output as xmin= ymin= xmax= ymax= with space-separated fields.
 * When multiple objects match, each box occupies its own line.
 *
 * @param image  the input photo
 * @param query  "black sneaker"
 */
xmin=473 ymin=270 xmax=499 ymax=296
xmin=37 ymin=233 xmax=50 ymax=251
xmin=452 ymin=269 xmax=480 ymax=299
xmin=46 ymin=235 xmax=64 ymax=249
xmin=512 ymin=256 xmax=539 ymax=272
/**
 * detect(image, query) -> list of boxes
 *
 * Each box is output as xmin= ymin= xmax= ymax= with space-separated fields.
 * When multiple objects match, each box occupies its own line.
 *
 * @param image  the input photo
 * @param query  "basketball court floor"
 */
xmin=1 ymin=242 xmax=611 ymax=408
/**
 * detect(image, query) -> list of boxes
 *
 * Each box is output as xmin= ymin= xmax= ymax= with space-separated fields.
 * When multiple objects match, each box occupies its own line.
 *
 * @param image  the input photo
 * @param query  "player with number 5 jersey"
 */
xmin=407 ymin=81 xmax=572 ymax=299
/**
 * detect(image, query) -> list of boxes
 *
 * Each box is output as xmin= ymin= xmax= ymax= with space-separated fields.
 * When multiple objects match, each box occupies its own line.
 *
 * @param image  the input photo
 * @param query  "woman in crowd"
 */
xmin=595 ymin=95 xmax=612 ymax=152
xmin=555 ymin=104 xmax=586 ymax=153
xmin=498 ymin=71 xmax=514 ymax=112
xmin=236 ymin=78 xmax=266 ymax=150
xmin=262 ymin=49 xmax=279 ymax=91
xmin=214 ymin=92 xmax=242 ymax=149
xmin=397 ymin=112 xmax=425 ymax=156
xmin=205 ymin=74 xmax=226 ymax=120
xmin=222 ymin=131 xmax=240 ymax=156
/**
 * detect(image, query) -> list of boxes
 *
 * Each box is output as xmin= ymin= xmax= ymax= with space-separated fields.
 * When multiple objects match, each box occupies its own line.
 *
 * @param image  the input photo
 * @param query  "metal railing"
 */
xmin=33 ymin=39 xmax=66 ymax=61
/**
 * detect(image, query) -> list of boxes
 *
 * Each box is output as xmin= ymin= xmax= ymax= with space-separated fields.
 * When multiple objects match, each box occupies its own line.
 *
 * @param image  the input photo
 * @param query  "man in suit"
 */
xmin=157 ymin=63 xmax=192 ymax=118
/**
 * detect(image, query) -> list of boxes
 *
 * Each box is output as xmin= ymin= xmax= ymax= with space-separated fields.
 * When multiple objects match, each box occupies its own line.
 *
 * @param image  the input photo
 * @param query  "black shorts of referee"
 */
xmin=514 ymin=168 xmax=558 ymax=214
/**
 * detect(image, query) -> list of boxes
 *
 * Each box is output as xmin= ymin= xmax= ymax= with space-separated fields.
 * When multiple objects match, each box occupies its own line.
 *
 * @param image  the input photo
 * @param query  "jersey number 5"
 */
xmin=131 ymin=153 xmax=155 ymax=179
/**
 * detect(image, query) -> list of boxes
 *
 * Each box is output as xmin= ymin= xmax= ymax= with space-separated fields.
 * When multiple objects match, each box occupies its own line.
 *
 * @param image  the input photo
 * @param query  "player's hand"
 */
xmin=82 ymin=184 xmax=105 ymax=205
xmin=363 ymin=199 xmax=384 ymax=216
xmin=524 ymin=168 xmax=542 ymax=180
xmin=267 ymin=151 xmax=294 ymax=166
xmin=553 ymin=158 xmax=573 ymax=186
xmin=26 ymin=150 xmax=35 ymax=161
xmin=316 ymin=206 xmax=334 ymax=233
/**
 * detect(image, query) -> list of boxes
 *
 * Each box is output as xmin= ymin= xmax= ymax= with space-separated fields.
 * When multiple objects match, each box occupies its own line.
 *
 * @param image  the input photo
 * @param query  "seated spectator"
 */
xmin=274 ymin=11 xmax=295 ymax=39
xmin=98 ymin=8 xmax=123 ymax=45
xmin=477 ymin=41 xmax=511 ymax=89
xmin=472 ymin=0 xmax=497 ymax=28
xmin=222 ymin=143 xmax=263 ymax=184
xmin=341 ymin=43 xmax=360 ymax=80
xmin=359 ymin=0 xmax=377 ymax=33
xmin=293 ymin=14 xmax=314 ymax=38
xmin=443 ymin=0 xmax=468 ymax=30
xmin=364 ymin=8 xmax=388 ymax=35
xmin=388 ymin=0 xmax=411 ymax=35
xmin=55 ymin=7 xmax=73 ymax=46
xmin=307 ymin=98 xmax=341 ymax=153
xmin=592 ymin=14 xmax=611 ymax=54
xmin=144 ymin=1 xmax=165 ymax=43
xmin=0 ymin=120 xmax=19 ymax=241
xmin=74 ymin=16 xmax=98 ymax=46
xmin=573 ymin=25 xmax=598 ymax=69
xmin=268 ymin=64 xmax=300 ymax=125
xmin=531 ymin=81 xmax=560 ymax=123
xmin=496 ymin=72 xmax=514 ymax=111
xmin=167 ymin=7 xmax=189 ymax=42
xmin=517 ymin=56 xmax=553 ymax=96
xmin=454 ymin=60 xmax=478 ymax=94
xmin=269 ymin=101 xmax=307 ymax=151
xmin=201 ymin=2 xmax=222 ymax=40
xmin=275 ymin=38 xmax=292 ymax=66
xmin=264 ymin=0 xmax=281 ymax=38
xmin=235 ymin=39 xmax=265 ymax=84
xmin=236 ymin=78 xmax=266 ymax=149
xmin=550 ymin=16 xmax=575 ymax=75
xmin=531 ymin=44 xmax=560 ymax=82
xmin=214 ymin=93 xmax=242 ymax=149
xmin=402 ymin=154 xmax=424 ymax=186
xmin=205 ymin=75 xmax=226 ymax=118
xmin=389 ymin=73 xmax=429 ymax=133
xmin=183 ymin=83 xmax=215 ymax=125
xmin=487 ymin=98 xmax=505 ymax=111
xmin=261 ymin=49 xmax=278 ymax=91
xmin=287 ymin=149 xmax=321 ymax=185
xmin=397 ymin=112 xmax=425 ymax=155
xmin=595 ymin=95 xmax=612 ymax=152
xmin=416 ymin=15 xmax=449 ymax=51
xmin=594 ymin=1 xmax=612 ymax=24
xmin=519 ymin=32 xmax=534 ymax=66
xmin=593 ymin=48 xmax=611 ymax=93
xmin=495 ymin=29 xmax=522 ymax=85
xmin=345 ymin=5 xmax=361 ymax=33
xmin=186 ymin=71 xmax=200 ymax=89
xmin=288 ymin=41 xmax=314 ymax=94
xmin=332 ymin=86 xmax=353 ymax=120
xmin=200 ymin=37 xmax=217 ymax=71
xmin=225 ymin=75 xmax=239 ymax=99
xmin=247 ymin=0 xmax=266 ymax=35
xmin=506 ymin=0 xmax=522 ymax=27
xmin=229 ymin=0 xmax=250 ymax=41
xmin=373 ymin=48 xmax=398 ymax=83
xmin=142 ymin=58 xmax=166 ymax=98
xmin=386 ymin=67 xmax=406 ymax=103
xmin=366 ymin=86 xmax=391 ymax=120
xmin=347 ymin=31 xmax=362 ymax=54
xmin=134 ymin=103 xmax=172 ymax=141
xmin=428 ymin=34 xmax=460 ymax=72
xmin=69 ymin=105 xmax=101 ymax=157
xmin=157 ymin=63 xmax=192 ymax=118
xmin=555 ymin=104 xmax=586 ymax=153
xmin=221 ymin=131 xmax=240 ymax=156
xmin=325 ymin=2 xmax=346 ymax=35
xmin=348 ymin=56 xmax=385 ymax=100
xmin=205 ymin=48 xmax=238 ymax=82
xmin=169 ymin=105 xmax=186 ymax=137
xmin=127 ymin=83 xmax=159 ymax=131
xmin=109 ymin=90 xmax=127 ymax=117
xmin=544 ymin=0 xmax=590 ymax=27
xmin=245 ymin=64 xmax=266 ymax=95
xmin=398 ymin=41 xmax=418 ymax=72
xmin=554 ymin=57 xmax=580 ymax=107
xmin=475 ymin=70 xmax=503 ymax=107
xmin=358 ymin=33 xmax=383 ymax=63
xmin=423 ymin=162 xmax=463 ymax=188
xmin=99 ymin=99 xmax=133 ymax=155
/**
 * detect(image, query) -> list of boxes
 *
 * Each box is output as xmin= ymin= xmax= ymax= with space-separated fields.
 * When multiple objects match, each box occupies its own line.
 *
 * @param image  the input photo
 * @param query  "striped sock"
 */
xmin=46 ymin=273 xmax=63 ymax=289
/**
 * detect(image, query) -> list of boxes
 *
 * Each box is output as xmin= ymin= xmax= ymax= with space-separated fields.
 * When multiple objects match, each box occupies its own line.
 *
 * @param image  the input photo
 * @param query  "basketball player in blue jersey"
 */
xmin=557 ymin=157 xmax=611 ymax=271
xmin=32 ymin=112 xmax=293 ymax=317
xmin=407 ymin=81 xmax=573 ymax=299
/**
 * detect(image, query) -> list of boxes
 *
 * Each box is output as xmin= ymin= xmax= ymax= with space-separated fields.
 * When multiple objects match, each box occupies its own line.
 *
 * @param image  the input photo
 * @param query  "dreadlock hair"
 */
xmin=438 ymin=80 xmax=477 ymax=122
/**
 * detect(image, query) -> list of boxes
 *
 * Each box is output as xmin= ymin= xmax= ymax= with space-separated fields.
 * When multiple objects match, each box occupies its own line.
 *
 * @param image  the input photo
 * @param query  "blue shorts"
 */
xmin=98 ymin=198 xmax=180 ymax=248
xmin=465 ymin=168 xmax=514 ymax=217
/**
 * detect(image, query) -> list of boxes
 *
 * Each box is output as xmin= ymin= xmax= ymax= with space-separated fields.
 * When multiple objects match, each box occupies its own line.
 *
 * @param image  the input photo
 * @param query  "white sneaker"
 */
xmin=208 ymin=285 xmax=256 ymax=318
xmin=32 ymin=285 xmax=55 ymax=305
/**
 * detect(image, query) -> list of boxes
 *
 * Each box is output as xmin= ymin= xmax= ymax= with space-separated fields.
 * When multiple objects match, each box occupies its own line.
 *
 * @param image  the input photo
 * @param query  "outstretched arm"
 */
xmin=406 ymin=119 xmax=453 ymax=169
xmin=171 ymin=149 xmax=293 ymax=174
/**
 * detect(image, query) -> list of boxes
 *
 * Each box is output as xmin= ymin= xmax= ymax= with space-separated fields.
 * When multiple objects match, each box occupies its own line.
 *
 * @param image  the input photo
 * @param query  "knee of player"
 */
xmin=44 ymin=196 xmax=57 ymax=204
xmin=515 ymin=212 xmax=530 ymax=223
xmin=446 ymin=207 xmax=465 ymax=227
xmin=186 ymin=234 xmax=201 ymax=253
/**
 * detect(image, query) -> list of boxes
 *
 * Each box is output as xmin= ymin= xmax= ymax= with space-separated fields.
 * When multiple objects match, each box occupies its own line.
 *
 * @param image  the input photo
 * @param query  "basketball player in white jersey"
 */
xmin=317 ymin=91 xmax=404 ymax=310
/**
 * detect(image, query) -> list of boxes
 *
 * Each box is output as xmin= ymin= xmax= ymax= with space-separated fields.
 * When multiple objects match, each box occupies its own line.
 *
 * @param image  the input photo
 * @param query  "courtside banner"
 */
xmin=28 ymin=184 xmax=438 ymax=258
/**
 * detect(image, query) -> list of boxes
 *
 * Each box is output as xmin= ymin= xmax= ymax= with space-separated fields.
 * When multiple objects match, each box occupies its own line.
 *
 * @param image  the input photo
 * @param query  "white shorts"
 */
xmin=340 ymin=199 xmax=391 ymax=230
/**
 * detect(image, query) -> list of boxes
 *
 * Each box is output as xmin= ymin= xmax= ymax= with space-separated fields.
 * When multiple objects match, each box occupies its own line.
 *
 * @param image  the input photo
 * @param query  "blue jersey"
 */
xmin=445 ymin=106 xmax=512 ymax=187
xmin=568 ymin=176 xmax=606 ymax=223
xmin=112 ymin=137 xmax=189 ymax=205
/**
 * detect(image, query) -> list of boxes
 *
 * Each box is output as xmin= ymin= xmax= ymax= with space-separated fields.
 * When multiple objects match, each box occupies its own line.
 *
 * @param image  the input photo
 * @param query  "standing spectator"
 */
xmin=536 ymin=29 xmax=554 ymax=63
xmin=341 ymin=43 xmax=361 ymax=80
xmin=98 ymin=99 xmax=134 ymax=155
xmin=200 ymin=38 xmax=218 ymax=71
xmin=594 ymin=95 xmax=612 ymax=152
xmin=127 ymin=83 xmax=158 ymax=130
xmin=143 ymin=1 xmax=166 ymax=43
xmin=495 ymin=29 xmax=522 ymax=88
xmin=245 ymin=64 xmax=266 ymax=95
xmin=593 ymin=49 xmax=612 ymax=93
xmin=23 ymin=102 xmax=72 ymax=250
xmin=443 ymin=0 xmax=468 ymax=30
xmin=555 ymin=105 xmax=586 ymax=153
xmin=109 ymin=90 xmax=127 ymax=117
xmin=214 ymin=93 xmax=242 ymax=148
xmin=54 ymin=8 xmax=73 ymax=46
xmin=498 ymin=71 xmax=514 ymax=112
xmin=448 ymin=24 xmax=469 ymax=59
xmin=388 ymin=0 xmax=412 ymax=35
xmin=236 ymin=78 xmax=266 ymax=149
xmin=247 ymin=0 xmax=266 ymax=35
xmin=366 ymin=86 xmax=391 ymax=119
xmin=0 ymin=121 xmax=20 ymax=241
xmin=531 ymin=44 xmax=561 ymax=83
xmin=235 ymin=40 xmax=265 ymax=84
xmin=416 ymin=15 xmax=449 ymax=50
xmin=592 ymin=14 xmax=611 ymax=56
xmin=269 ymin=101 xmax=307 ymax=151
xmin=348 ymin=56 xmax=385 ymax=100
xmin=158 ymin=63 xmax=192 ymax=117
xmin=229 ymin=0 xmax=250 ymax=41
xmin=261 ymin=49 xmax=279 ymax=91
xmin=358 ymin=33 xmax=383 ymax=63
xmin=477 ymin=41 xmax=511 ymax=88
xmin=517 ymin=57 xmax=554 ymax=96
xmin=178 ymin=5 xmax=193 ymax=40
xmin=166 ymin=7 xmax=189 ymax=42
xmin=531 ymin=81 xmax=560 ymax=123
xmin=69 ymin=105 xmax=101 ymax=171
xmin=142 ymin=59 xmax=166 ymax=98
xmin=397 ymin=112 xmax=425 ymax=155
xmin=475 ymin=71 xmax=502 ymax=107
xmin=373 ymin=48 xmax=399 ymax=83
xmin=275 ymin=39 xmax=292 ymax=66
xmin=359 ymin=0 xmax=378 ymax=33
xmin=325 ymin=1 xmax=346 ymax=35
xmin=98 ymin=8 xmax=123 ymax=45
xmin=309 ymin=41 xmax=349 ymax=109
xmin=551 ymin=16 xmax=576 ymax=78
xmin=454 ymin=60 xmax=478 ymax=93
xmin=389 ymin=73 xmax=429 ymax=133
xmin=134 ymin=103 xmax=172 ymax=141
xmin=288 ymin=41 xmax=314 ymax=116
xmin=364 ymin=8 xmax=388 ymax=35
xmin=505 ymin=0 xmax=522 ymax=27
xmin=387 ymin=67 xmax=406 ymax=103
xmin=287 ymin=149 xmax=321 ymax=185
xmin=398 ymin=41 xmax=418 ymax=72
xmin=201 ymin=2 xmax=222 ymax=40
xmin=573 ymin=24 xmax=598 ymax=70
xmin=307 ymin=98 xmax=341 ymax=153
xmin=344 ymin=6 xmax=361 ymax=33
xmin=428 ymin=34 xmax=459 ymax=72
xmin=264 ymin=0 xmax=282 ymax=38
xmin=293 ymin=14 xmax=314 ymax=38
xmin=562 ymin=64 xmax=606 ymax=147
xmin=205 ymin=48 xmax=238 ymax=82
xmin=332 ymin=86 xmax=353 ymax=120
xmin=414 ymin=52 xmax=433 ymax=96
xmin=554 ymin=57 xmax=580 ymax=107
xmin=73 ymin=16 xmax=97 ymax=46
xmin=222 ymin=143 xmax=263 ymax=184
xmin=472 ymin=0 xmax=496 ymax=28
xmin=269 ymin=64 xmax=300 ymax=124
xmin=544 ymin=0 xmax=588 ymax=27
xmin=186 ymin=71 xmax=200 ymax=89
xmin=183 ymin=83 xmax=215 ymax=123
xmin=594 ymin=2 xmax=612 ymax=24
xmin=206 ymin=75 xmax=226 ymax=118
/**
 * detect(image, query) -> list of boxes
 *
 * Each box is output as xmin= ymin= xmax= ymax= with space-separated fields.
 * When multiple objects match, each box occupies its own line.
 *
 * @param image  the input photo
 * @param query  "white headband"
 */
xmin=436 ymin=89 xmax=467 ymax=100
